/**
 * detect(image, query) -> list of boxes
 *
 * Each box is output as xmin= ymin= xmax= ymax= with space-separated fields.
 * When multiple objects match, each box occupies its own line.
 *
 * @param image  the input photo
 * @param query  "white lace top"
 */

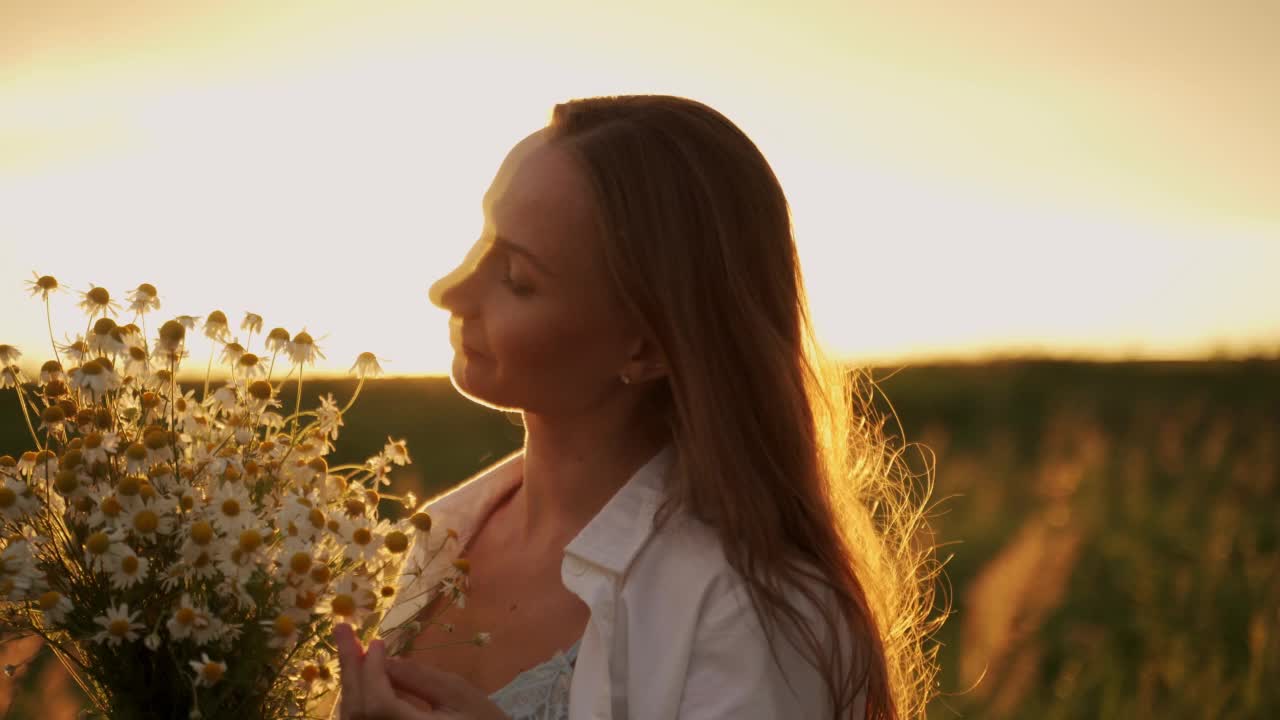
xmin=488 ymin=634 xmax=583 ymax=720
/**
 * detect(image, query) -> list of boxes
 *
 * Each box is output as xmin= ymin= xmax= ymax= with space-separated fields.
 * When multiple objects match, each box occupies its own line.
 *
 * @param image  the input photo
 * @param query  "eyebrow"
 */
xmin=494 ymin=236 xmax=557 ymax=278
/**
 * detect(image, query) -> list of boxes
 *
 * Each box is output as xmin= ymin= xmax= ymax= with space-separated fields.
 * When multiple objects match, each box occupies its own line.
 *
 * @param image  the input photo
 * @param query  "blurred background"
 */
xmin=2 ymin=1 xmax=1277 ymax=717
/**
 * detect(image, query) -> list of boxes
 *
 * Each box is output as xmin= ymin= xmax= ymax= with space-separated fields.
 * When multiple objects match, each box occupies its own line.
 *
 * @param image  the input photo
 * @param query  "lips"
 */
xmin=449 ymin=320 xmax=486 ymax=358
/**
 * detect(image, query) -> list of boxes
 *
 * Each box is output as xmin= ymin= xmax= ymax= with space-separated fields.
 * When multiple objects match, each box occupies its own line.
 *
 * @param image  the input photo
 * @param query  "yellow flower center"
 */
xmin=200 ymin=662 xmax=224 ymax=684
xmin=101 ymin=496 xmax=123 ymax=517
xmin=175 ymin=607 xmax=195 ymax=626
xmin=117 ymin=476 xmax=141 ymax=496
xmin=86 ymin=532 xmax=111 ymax=556
xmin=307 ymin=509 xmax=326 ymax=529
xmin=289 ymin=552 xmax=311 ymax=574
xmin=273 ymin=615 xmax=295 ymax=637
xmin=38 ymin=591 xmax=61 ymax=610
xmin=384 ymin=531 xmax=409 ymax=554
xmin=238 ymin=529 xmax=262 ymax=553
xmin=133 ymin=510 xmax=159 ymax=534
xmin=120 ymin=556 xmax=139 ymax=574
xmin=0 ymin=488 xmax=16 ymax=509
xmin=352 ymin=528 xmax=372 ymax=546
xmin=190 ymin=521 xmax=214 ymax=545
xmin=330 ymin=594 xmax=356 ymax=617
xmin=221 ymin=498 xmax=241 ymax=517
xmin=55 ymin=469 xmax=79 ymax=493
xmin=309 ymin=565 xmax=330 ymax=584
xmin=409 ymin=513 xmax=433 ymax=532
xmin=108 ymin=618 xmax=131 ymax=637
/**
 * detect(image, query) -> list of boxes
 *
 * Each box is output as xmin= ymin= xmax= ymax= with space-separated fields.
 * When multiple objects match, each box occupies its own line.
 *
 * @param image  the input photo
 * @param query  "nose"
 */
xmin=428 ymin=238 xmax=491 ymax=311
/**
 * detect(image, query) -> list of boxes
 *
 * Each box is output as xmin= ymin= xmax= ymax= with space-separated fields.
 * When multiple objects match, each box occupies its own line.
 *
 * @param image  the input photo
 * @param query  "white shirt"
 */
xmin=375 ymin=443 xmax=865 ymax=720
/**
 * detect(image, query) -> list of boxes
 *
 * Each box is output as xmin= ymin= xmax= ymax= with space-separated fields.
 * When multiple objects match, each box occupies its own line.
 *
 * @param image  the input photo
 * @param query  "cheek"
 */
xmin=489 ymin=305 xmax=620 ymax=391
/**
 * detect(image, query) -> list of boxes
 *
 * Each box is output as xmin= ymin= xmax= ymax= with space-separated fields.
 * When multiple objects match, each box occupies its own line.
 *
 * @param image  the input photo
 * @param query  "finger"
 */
xmin=334 ymin=622 xmax=365 ymax=718
xmin=384 ymin=657 xmax=469 ymax=710
xmin=361 ymin=639 xmax=423 ymax=720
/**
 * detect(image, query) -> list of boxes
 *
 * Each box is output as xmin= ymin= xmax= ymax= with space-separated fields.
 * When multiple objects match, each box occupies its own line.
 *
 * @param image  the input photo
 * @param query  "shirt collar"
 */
xmin=423 ymin=442 xmax=677 ymax=575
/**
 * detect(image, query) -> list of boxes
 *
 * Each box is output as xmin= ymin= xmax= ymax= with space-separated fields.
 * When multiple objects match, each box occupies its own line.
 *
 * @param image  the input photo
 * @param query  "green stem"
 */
xmin=45 ymin=296 xmax=62 ymax=368
xmin=340 ymin=377 xmax=366 ymax=414
xmin=201 ymin=348 xmax=214 ymax=403
xmin=292 ymin=362 xmax=304 ymax=439
xmin=14 ymin=379 xmax=44 ymax=451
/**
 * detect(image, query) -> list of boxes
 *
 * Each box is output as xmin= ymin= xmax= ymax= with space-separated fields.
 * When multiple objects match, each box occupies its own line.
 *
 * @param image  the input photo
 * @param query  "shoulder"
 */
xmin=621 ymin=511 xmax=860 ymax=718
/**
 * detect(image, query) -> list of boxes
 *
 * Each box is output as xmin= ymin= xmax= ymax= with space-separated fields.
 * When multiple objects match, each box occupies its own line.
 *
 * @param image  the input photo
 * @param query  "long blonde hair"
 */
xmin=547 ymin=95 xmax=943 ymax=719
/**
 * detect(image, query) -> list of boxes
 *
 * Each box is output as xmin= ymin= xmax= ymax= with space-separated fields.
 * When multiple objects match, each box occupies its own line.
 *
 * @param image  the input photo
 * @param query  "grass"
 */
xmin=1 ymin=359 xmax=1276 ymax=718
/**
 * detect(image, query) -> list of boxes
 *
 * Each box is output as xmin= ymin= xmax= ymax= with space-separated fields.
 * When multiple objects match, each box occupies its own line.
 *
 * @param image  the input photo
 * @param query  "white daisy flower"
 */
xmin=0 ymin=366 xmax=18 ymax=390
xmin=71 ymin=359 xmax=122 ymax=398
xmin=82 ymin=529 xmax=128 ymax=571
xmin=264 ymin=327 xmax=291 ymax=354
xmin=106 ymin=549 xmax=149 ymax=589
xmin=278 ymin=584 xmax=321 ymax=625
xmin=277 ymin=493 xmax=325 ymax=543
xmin=219 ymin=341 xmax=245 ymax=367
xmin=365 ymin=455 xmax=392 ymax=487
xmin=37 ymin=590 xmax=74 ymax=625
xmin=123 ymin=345 xmax=150 ymax=376
xmin=235 ymin=352 xmax=265 ymax=379
xmin=25 ymin=272 xmax=59 ymax=301
xmin=0 ymin=345 xmax=20 ymax=365
xmin=93 ymin=603 xmax=143 ymax=646
xmin=153 ymin=319 xmax=187 ymax=355
xmin=80 ymin=431 xmax=119 ymax=465
xmin=319 ymin=575 xmax=377 ymax=625
xmin=29 ymin=450 xmax=59 ymax=483
xmin=56 ymin=337 xmax=89 ymax=366
xmin=210 ymin=383 xmax=238 ymax=415
xmin=78 ymin=285 xmax=120 ymax=319
xmin=126 ymin=283 xmax=160 ymax=315
xmin=123 ymin=442 xmax=150 ymax=475
xmin=384 ymin=438 xmax=411 ymax=466
xmin=207 ymin=483 xmax=254 ymax=534
xmin=144 ymin=632 xmax=162 ymax=651
xmin=286 ymin=330 xmax=325 ymax=367
xmin=15 ymin=452 xmax=36 ymax=476
xmin=87 ymin=493 xmax=131 ymax=531
xmin=241 ymin=312 xmax=263 ymax=335
xmin=349 ymin=352 xmax=384 ymax=379
xmin=39 ymin=360 xmax=64 ymax=384
xmin=315 ymin=394 xmax=343 ymax=441
xmin=189 ymin=652 xmax=227 ymax=687
xmin=166 ymin=593 xmax=211 ymax=641
xmin=260 ymin=614 xmax=300 ymax=649
xmin=87 ymin=317 xmax=127 ymax=355
xmin=203 ymin=311 xmax=230 ymax=342
xmin=125 ymin=497 xmax=175 ymax=541
xmin=0 ymin=477 xmax=37 ymax=522
xmin=339 ymin=516 xmax=386 ymax=564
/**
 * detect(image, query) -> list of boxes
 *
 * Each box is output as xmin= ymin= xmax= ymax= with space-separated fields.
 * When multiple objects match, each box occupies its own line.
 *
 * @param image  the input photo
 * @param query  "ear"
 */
xmin=621 ymin=336 xmax=668 ymax=383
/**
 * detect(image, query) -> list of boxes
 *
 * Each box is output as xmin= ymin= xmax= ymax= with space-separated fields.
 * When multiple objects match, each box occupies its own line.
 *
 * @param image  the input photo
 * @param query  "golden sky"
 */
xmin=2 ymin=0 xmax=1277 ymax=377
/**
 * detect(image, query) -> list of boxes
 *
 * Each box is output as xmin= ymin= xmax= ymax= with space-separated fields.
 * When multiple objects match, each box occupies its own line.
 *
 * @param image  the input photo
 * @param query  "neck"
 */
xmin=512 ymin=408 xmax=668 ymax=552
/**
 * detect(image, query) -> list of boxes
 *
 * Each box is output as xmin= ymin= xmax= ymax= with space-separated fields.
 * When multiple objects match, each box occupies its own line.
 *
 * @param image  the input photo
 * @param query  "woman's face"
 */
xmin=428 ymin=128 xmax=641 ymax=414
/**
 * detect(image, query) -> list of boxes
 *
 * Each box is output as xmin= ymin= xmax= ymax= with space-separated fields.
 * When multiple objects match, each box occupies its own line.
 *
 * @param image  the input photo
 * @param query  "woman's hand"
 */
xmin=333 ymin=622 xmax=510 ymax=720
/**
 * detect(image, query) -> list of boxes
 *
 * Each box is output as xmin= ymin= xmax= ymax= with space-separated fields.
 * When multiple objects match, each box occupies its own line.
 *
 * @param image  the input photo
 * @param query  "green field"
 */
xmin=1 ymin=360 xmax=1277 ymax=718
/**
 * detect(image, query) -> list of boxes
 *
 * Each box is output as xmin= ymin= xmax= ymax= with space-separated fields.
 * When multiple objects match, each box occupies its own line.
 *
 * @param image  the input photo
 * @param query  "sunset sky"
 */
xmin=2 ymin=0 xmax=1277 ymax=377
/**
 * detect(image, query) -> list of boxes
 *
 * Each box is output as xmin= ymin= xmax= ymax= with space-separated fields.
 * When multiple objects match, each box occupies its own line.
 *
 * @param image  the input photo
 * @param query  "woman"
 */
xmin=333 ymin=95 xmax=940 ymax=720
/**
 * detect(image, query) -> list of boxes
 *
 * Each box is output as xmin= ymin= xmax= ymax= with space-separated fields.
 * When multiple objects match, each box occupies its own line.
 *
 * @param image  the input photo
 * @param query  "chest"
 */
xmin=402 ymin=528 xmax=591 ymax=696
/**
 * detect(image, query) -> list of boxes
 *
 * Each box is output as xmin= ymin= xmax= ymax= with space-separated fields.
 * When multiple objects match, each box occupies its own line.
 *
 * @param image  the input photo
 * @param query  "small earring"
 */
xmin=620 ymin=373 xmax=632 ymax=385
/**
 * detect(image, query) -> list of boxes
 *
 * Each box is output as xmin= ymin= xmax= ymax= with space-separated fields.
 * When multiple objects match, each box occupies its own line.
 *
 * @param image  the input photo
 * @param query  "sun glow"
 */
xmin=3 ymin=1 xmax=1276 ymax=377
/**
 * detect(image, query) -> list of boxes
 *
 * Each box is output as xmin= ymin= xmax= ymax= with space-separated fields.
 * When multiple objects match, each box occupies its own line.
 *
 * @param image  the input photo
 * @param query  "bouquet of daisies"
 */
xmin=0 ymin=276 xmax=470 ymax=719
